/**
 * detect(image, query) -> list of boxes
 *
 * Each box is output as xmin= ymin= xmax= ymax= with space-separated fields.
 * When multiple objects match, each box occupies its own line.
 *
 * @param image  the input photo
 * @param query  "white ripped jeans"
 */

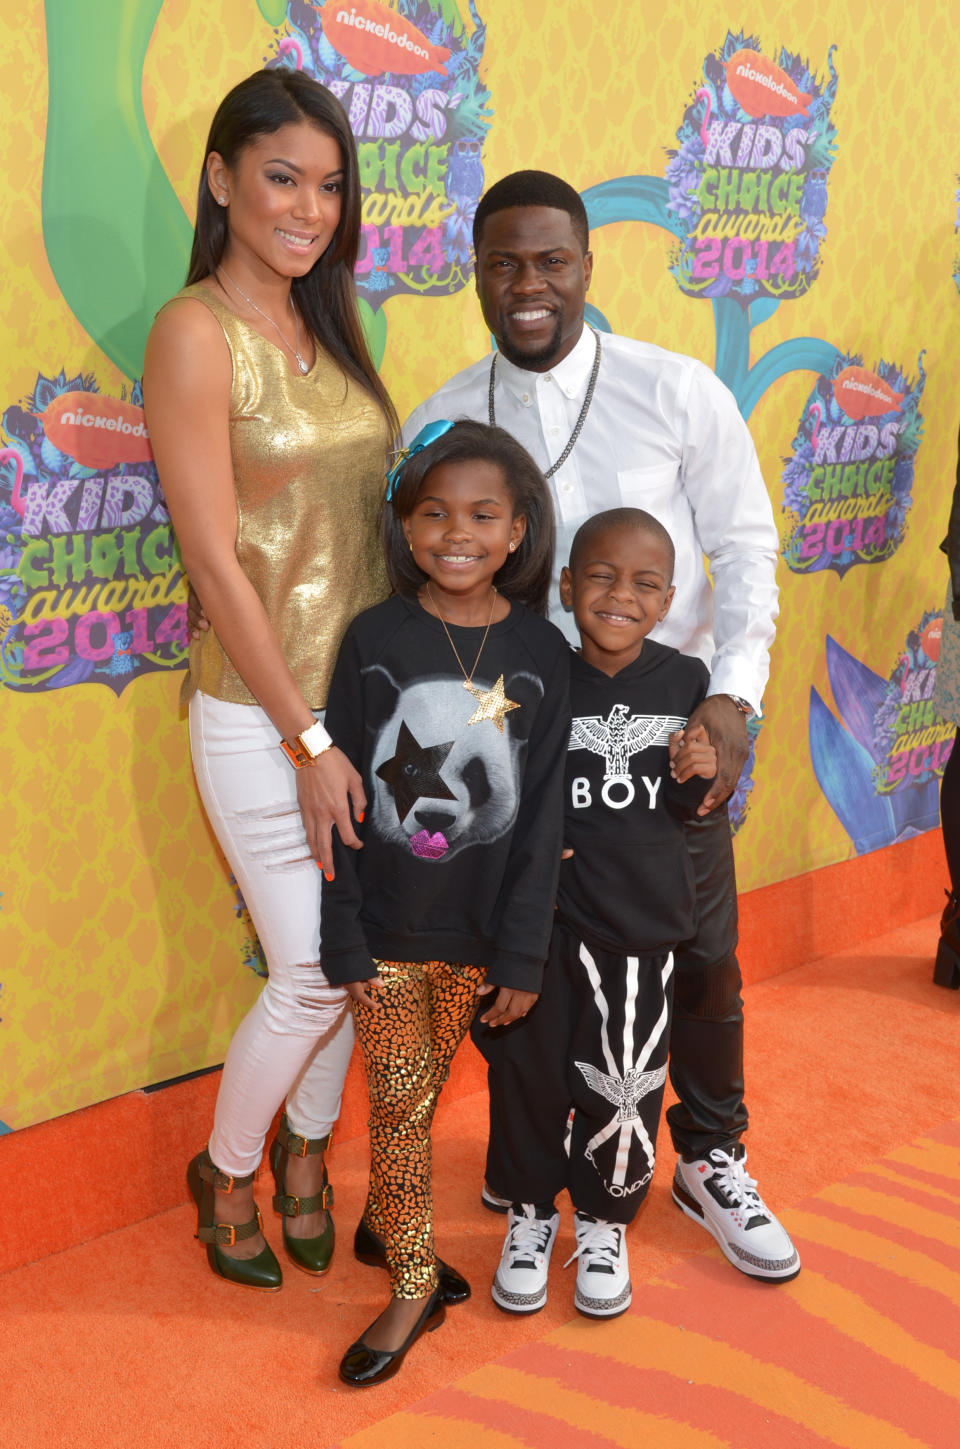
xmin=189 ymin=691 xmax=354 ymax=1176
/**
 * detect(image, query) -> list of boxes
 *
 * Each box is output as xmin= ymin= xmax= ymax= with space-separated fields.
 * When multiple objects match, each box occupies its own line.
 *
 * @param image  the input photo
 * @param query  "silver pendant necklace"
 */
xmin=487 ymin=327 xmax=601 ymax=479
xmin=218 ymin=266 xmax=310 ymax=374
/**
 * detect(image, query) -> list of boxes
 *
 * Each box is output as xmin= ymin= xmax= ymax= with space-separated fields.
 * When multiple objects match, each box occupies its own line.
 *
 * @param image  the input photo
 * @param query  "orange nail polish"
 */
xmin=324 ymin=871 xmax=333 ymax=882
xmin=316 ymin=861 xmax=323 ymax=870
xmin=357 ymin=810 xmax=365 ymax=823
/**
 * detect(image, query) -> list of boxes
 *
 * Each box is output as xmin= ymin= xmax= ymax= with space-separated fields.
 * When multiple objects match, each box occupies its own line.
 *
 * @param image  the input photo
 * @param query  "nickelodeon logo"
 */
xmin=832 ymin=367 xmax=905 ymax=421
xmin=40 ymin=391 xmax=153 ymax=470
xmin=325 ymin=0 xmax=450 ymax=78
xmin=725 ymin=48 xmax=812 ymax=119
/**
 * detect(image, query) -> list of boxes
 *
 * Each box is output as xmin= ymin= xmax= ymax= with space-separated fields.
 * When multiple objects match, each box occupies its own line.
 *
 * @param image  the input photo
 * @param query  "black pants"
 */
xmin=478 ymin=804 xmax=746 ymax=1188
xmin=940 ymin=728 xmax=960 ymax=891
xmin=473 ymin=922 xmax=673 ymax=1224
xmin=666 ymin=804 xmax=746 ymax=1158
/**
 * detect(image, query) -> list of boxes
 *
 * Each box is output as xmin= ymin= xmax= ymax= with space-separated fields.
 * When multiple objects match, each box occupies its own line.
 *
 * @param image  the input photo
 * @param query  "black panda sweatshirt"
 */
xmin=557 ymin=642 xmax=713 ymax=955
xmin=320 ymin=594 xmax=571 ymax=992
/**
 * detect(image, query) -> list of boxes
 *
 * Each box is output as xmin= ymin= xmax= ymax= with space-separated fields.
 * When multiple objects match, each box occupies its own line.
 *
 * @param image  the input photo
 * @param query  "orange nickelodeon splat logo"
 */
xmin=920 ymin=616 xmax=942 ymax=664
xmin=832 ymin=367 xmax=905 ymax=421
xmin=318 ymin=0 xmax=450 ymax=78
xmin=725 ymin=49 xmax=812 ymax=118
xmin=40 ymin=391 xmax=153 ymax=470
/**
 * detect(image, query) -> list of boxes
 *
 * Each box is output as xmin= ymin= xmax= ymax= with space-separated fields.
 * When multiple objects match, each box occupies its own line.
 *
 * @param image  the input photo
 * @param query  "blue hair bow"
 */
xmin=385 ymin=419 xmax=455 ymax=501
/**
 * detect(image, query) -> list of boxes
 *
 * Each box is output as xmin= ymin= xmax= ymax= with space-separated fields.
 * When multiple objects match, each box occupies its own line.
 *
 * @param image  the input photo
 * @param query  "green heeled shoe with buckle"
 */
xmin=269 ymin=1115 xmax=335 ymax=1275
xmin=186 ymin=1149 xmax=282 ymax=1291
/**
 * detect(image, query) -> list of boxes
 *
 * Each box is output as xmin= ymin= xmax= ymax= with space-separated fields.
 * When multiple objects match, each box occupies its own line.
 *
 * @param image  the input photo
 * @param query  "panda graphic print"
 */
xmin=319 ymin=595 xmax=571 ymax=991
xmin=370 ymin=672 xmax=523 ymax=861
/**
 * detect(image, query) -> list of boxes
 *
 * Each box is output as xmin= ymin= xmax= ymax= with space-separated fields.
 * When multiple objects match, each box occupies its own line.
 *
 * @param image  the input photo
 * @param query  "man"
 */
xmin=403 ymin=170 xmax=799 ymax=1306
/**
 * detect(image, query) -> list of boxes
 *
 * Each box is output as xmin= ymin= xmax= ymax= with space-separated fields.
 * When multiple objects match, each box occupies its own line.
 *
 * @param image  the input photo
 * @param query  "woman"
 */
xmin=933 ymin=425 xmax=960 ymax=989
xmin=143 ymin=68 xmax=397 ymax=1288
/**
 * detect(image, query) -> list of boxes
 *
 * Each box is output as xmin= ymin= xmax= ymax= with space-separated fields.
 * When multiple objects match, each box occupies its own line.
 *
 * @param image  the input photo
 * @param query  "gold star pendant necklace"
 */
xmin=424 ymin=583 xmax=520 ymax=732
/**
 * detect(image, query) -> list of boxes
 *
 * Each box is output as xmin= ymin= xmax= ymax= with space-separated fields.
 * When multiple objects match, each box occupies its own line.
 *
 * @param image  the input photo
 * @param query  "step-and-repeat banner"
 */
xmin=3 ymin=0 xmax=958 ymax=1129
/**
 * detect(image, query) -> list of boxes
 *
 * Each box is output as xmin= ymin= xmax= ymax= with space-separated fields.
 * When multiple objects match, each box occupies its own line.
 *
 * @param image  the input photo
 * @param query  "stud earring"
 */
xmin=218 ymin=194 xmax=228 ymax=205
xmin=508 ymin=541 xmax=517 ymax=552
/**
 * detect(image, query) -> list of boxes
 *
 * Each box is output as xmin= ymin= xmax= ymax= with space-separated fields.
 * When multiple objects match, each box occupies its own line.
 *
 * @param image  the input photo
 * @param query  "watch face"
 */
xmin=299 ymin=720 xmax=329 ymax=757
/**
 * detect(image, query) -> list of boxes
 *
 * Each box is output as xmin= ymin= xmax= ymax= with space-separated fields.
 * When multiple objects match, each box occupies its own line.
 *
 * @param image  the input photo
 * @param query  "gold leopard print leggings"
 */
xmin=351 ymin=958 xmax=485 ymax=1299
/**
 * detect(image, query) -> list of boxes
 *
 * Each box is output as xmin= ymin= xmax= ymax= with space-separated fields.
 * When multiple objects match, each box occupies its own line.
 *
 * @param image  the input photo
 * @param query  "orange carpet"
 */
xmin=1 ymin=910 xmax=958 ymax=1448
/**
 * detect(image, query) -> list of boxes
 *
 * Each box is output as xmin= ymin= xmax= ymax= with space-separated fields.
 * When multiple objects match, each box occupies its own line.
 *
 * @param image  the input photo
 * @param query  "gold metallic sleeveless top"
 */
xmin=172 ymin=284 xmax=390 ymax=707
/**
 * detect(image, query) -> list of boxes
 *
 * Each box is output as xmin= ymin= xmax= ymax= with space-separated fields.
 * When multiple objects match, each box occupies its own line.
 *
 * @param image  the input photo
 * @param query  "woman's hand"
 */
xmin=296 ymin=746 xmax=367 ymax=875
xmin=345 ymin=974 xmax=383 ymax=1010
xmin=477 ymin=984 xmax=539 ymax=1027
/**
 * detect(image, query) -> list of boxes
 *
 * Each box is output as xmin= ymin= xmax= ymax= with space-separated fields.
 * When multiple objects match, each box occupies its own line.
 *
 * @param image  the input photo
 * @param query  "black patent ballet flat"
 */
xmin=339 ymin=1288 xmax=445 ymax=1387
xmin=353 ymin=1218 xmax=471 ymax=1304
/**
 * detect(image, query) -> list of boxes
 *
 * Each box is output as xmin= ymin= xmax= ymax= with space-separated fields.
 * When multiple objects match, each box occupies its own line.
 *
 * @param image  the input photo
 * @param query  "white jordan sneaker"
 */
xmin=672 ymin=1144 xmax=800 ymax=1281
xmin=565 ymin=1212 xmax=632 ymax=1318
xmin=491 ymin=1203 xmax=560 ymax=1314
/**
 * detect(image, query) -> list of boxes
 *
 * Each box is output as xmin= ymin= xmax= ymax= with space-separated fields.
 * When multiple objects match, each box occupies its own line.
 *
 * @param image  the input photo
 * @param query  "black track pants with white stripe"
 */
xmin=472 ymin=921 xmax=674 ymax=1225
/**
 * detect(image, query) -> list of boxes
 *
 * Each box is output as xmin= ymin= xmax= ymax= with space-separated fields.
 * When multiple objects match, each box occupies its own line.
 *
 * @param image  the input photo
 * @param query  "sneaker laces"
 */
xmin=709 ymin=1150 xmax=769 ymax=1225
xmin=506 ymin=1206 xmax=555 ymax=1266
xmin=563 ymin=1217 xmax=621 ymax=1271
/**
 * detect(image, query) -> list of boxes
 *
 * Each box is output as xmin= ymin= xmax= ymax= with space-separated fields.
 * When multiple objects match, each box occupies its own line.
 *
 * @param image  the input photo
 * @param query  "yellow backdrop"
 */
xmin=2 ymin=0 xmax=957 ymax=1130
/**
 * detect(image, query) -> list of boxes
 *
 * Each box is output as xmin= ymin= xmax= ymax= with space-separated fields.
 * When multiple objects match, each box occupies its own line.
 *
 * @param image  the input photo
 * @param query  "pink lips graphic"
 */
xmin=409 ymin=830 xmax=449 ymax=859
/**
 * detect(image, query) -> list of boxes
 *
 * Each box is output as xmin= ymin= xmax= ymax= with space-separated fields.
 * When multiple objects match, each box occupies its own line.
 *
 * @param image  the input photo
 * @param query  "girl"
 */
xmin=321 ymin=419 xmax=570 ymax=1385
xmin=143 ymin=69 xmax=396 ymax=1290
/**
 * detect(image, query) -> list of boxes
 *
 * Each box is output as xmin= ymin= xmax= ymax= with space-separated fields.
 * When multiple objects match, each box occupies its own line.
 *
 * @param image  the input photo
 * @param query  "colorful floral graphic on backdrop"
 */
xmin=231 ymin=877 xmax=268 ymax=978
xmin=809 ymin=620 xmax=949 ymax=855
xmin=0 ymin=371 xmax=186 ymax=694
xmin=727 ymin=716 xmax=761 ymax=837
xmin=872 ymin=612 xmax=952 ymax=795
xmin=781 ymin=351 xmax=925 ymax=577
xmin=665 ymin=31 xmax=838 ymax=306
xmin=268 ymin=0 xmax=491 ymax=311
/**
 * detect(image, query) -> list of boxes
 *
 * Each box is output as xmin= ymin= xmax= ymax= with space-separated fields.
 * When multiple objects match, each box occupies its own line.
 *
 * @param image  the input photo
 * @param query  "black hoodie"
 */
xmin=557 ymin=641 xmax=712 ymax=955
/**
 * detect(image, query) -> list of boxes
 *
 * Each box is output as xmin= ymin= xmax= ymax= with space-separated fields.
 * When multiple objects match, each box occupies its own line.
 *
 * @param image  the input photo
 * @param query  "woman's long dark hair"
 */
xmin=187 ymin=68 xmax=397 ymax=436
xmin=382 ymin=421 xmax=556 ymax=616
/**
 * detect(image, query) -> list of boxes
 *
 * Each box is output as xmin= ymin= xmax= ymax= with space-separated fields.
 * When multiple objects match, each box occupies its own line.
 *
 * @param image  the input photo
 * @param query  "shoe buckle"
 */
xmin=277 ymin=1193 xmax=302 ymax=1217
xmin=321 ymin=1184 xmax=334 ymax=1211
xmin=213 ymin=1224 xmax=238 ymax=1247
xmin=286 ymin=1131 xmax=309 ymax=1157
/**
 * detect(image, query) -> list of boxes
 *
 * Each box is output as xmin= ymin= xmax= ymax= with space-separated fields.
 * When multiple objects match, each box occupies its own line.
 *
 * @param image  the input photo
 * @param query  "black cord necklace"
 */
xmin=487 ymin=327 xmax=602 ymax=479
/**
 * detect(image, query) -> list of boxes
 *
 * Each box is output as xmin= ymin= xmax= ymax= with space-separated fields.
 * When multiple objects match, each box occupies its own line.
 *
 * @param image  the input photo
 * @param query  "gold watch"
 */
xmin=279 ymin=719 xmax=333 ymax=769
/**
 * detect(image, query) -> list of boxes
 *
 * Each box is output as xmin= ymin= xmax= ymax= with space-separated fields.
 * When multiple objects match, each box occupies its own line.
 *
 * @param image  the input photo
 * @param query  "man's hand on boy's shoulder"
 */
xmin=684 ymin=696 xmax=749 ymax=813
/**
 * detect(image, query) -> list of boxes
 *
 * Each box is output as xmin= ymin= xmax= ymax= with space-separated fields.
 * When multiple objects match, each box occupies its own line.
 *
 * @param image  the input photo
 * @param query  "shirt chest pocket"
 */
xmin=617 ymin=464 xmax=679 ymax=533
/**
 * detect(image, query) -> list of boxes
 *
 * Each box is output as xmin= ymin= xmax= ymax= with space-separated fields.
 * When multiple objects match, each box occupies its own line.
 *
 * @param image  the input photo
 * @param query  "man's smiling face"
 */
xmin=474 ymin=205 xmax=593 ymax=372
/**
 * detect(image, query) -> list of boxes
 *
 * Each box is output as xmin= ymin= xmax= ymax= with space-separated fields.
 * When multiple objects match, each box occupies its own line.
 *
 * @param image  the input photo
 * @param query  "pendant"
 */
xmin=297 ymin=356 xmax=309 ymax=374
xmin=464 ymin=674 xmax=520 ymax=732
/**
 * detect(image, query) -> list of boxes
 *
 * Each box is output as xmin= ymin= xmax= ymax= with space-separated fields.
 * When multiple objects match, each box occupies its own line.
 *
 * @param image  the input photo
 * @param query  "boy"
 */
xmin=473 ymin=507 xmax=717 ymax=1318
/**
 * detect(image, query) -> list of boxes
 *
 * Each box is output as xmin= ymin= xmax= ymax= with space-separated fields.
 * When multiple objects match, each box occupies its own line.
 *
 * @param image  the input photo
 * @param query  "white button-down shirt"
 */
xmin=403 ymin=326 xmax=779 ymax=713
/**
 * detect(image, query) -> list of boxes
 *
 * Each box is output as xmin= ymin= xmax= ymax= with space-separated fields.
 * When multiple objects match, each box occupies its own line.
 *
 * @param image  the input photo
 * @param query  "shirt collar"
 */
xmin=493 ymin=324 xmax=598 ymax=405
